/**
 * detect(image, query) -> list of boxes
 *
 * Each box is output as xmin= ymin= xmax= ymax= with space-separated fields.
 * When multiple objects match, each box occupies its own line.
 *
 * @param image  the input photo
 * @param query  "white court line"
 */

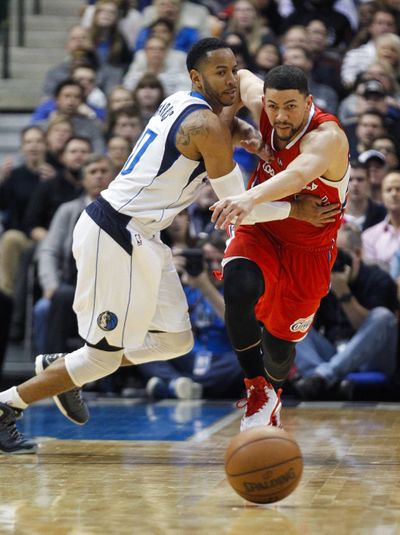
xmin=188 ymin=409 xmax=241 ymax=443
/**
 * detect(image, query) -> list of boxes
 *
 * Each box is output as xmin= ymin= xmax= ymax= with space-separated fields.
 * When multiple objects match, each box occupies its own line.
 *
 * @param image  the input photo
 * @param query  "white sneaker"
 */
xmin=239 ymin=376 xmax=282 ymax=432
xmin=170 ymin=377 xmax=203 ymax=400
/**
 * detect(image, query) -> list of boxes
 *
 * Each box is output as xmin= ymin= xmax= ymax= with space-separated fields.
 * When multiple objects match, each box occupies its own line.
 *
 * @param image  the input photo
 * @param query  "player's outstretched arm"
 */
xmin=211 ymin=123 xmax=348 ymax=228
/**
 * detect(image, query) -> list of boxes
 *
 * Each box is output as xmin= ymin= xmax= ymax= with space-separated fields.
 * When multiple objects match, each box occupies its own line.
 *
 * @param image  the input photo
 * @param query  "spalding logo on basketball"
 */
xmin=97 ymin=311 xmax=118 ymax=331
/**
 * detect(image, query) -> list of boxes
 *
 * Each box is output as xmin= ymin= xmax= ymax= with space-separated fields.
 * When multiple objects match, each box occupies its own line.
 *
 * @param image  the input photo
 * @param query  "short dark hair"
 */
xmin=263 ymin=65 xmax=309 ymax=95
xmin=54 ymin=78 xmax=84 ymax=99
xmin=350 ymin=159 xmax=367 ymax=171
xmin=63 ymin=136 xmax=92 ymax=152
xmin=186 ymin=38 xmax=231 ymax=72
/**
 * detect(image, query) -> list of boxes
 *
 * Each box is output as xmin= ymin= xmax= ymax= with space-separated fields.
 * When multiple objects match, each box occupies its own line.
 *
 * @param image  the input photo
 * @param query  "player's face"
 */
xmin=193 ymin=49 xmax=238 ymax=110
xmin=263 ymin=89 xmax=312 ymax=143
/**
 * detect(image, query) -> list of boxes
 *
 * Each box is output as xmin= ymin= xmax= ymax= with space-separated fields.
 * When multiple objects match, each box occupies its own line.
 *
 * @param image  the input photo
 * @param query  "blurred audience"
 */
xmin=293 ymin=223 xmax=398 ymax=400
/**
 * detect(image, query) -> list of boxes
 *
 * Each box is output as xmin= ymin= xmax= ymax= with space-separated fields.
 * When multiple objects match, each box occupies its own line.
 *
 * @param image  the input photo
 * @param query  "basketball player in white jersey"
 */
xmin=0 ymin=39 xmax=340 ymax=453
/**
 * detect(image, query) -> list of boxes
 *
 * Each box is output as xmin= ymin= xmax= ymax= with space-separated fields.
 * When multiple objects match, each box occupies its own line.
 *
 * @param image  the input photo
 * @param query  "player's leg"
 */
xmin=223 ymin=257 xmax=282 ymax=431
xmin=262 ymin=329 xmax=296 ymax=388
xmin=0 ymin=212 xmax=162 ymax=453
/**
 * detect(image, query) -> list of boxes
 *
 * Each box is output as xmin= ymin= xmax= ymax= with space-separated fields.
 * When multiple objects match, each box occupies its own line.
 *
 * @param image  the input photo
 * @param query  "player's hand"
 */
xmin=290 ymin=195 xmax=341 ymax=227
xmin=240 ymin=137 xmax=274 ymax=161
xmin=210 ymin=194 xmax=255 ymax=230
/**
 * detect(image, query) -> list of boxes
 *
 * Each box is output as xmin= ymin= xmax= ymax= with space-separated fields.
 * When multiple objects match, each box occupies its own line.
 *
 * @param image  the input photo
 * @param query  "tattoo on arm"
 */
xmin=176 ymin=112 xmax=210 ymax=146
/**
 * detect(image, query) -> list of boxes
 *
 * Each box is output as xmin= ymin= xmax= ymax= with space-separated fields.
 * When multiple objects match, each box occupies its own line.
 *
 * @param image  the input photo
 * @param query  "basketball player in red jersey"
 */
xmin=211 ymin=65 xmax=350 ymax=432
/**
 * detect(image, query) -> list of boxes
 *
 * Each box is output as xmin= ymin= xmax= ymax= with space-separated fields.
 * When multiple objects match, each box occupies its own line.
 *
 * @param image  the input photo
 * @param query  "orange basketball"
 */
xmin=224 ymin=426 xmax=303 ymax=504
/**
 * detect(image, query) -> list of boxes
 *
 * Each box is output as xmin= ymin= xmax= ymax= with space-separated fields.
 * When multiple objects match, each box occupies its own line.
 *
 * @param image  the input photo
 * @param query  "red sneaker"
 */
xmin=238 ymin=376 xmax=282 ymax=432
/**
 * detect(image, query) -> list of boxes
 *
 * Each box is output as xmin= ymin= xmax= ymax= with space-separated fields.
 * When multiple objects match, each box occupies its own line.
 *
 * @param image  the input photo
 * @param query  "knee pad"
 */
xmin=125 ymin=329 xmax=194 ymax=364
xmin=223 ymin=258 xmax=264 ymax=308
xmin=64 ymin=345 xmax=124 ymax=387
xmin=262 ymin=330 xmax=296 ymax=384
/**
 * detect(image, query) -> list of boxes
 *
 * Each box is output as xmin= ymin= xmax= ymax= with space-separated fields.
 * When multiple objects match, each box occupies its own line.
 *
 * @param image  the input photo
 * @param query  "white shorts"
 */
xmin=72 ymin=208 xmax=191 ymax=349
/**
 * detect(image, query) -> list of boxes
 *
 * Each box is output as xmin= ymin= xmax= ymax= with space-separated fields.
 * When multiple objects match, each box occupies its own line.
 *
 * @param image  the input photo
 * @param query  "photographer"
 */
xmin=293 ymin=222 xmax=398 ymax=400
xmin=136 ymin=215 xmax=244 ymax=400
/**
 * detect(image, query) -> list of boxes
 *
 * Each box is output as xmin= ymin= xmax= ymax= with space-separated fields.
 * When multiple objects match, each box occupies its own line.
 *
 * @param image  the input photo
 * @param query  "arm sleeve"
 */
xmin=209 ymin=164 xmax=291 ymax=223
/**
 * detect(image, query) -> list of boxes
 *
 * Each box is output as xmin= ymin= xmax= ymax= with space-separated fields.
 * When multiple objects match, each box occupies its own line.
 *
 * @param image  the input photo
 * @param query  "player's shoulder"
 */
xmin=305 ymin=120 xmax=346 ymax=144
xmin=179 ymin=107 xmax=225 ymax=138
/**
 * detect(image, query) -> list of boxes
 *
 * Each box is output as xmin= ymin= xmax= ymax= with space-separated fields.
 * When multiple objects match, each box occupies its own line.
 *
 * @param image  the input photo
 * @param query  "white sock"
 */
xmin=0 ymin=386 xmax=28 ymax=410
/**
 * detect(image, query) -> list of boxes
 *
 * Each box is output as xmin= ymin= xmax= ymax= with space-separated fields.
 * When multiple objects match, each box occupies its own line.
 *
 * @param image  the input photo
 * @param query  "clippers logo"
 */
xmin=97 ymin=311 xmax=118 ymax=331
xmin=290 ymin=314 xmax=315 ymax=333
xmin=303 ymin=182 xmax=318 ymax=191
xmin=262 ymin=161 xmax=275 ymax=177
xmin=134 ymin=233 xmax=142 ymax=246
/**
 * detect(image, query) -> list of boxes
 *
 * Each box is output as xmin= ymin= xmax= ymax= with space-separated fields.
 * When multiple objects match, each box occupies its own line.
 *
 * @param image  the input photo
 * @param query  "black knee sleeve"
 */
xmin=262 ymin=330 xmax=296 ymax=385
xmin=224 ymin=258 xmax=265 ymax=349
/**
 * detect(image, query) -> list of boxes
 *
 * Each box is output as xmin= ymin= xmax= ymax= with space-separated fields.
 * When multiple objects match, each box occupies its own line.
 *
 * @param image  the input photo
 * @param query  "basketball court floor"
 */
xmin=1 ymin=398 xmax=400 ymax=534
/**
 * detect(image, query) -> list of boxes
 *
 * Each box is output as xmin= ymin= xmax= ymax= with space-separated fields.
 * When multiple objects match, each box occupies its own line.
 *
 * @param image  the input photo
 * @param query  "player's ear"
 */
xmin=189 ymin=69 xmax=202 ymax=90
xmin=305 ymin=95 xmax=313 ymax=111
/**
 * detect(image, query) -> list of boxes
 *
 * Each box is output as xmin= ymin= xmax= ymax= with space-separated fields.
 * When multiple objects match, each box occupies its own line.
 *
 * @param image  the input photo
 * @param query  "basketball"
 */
xmin=224 ymin=426 xmax=303 ymax=504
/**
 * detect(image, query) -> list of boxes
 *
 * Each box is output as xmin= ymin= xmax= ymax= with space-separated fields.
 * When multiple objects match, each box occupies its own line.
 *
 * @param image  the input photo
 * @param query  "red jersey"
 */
xmin=248 ymin=104 xmax=349 ymax=248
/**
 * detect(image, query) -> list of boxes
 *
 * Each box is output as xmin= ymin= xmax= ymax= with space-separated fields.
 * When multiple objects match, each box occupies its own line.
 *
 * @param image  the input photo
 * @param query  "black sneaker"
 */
xmin=35 ymin=353 xmax=89 ymax=425
xmin=0 ymin=402 xmax=37 ymax=454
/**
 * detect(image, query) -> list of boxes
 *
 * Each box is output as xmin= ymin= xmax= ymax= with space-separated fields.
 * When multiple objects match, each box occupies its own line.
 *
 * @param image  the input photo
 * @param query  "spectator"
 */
xmin=362 ymin=171 xmax=400 ymax=271
xmin=282 ymin=45 xmax=338 ymax=113
xmin=223 ymin=0 xmax=272 ymax=55
xmin=106 ymin=106 xmax=143 ymax=148
xmin=0 ymin=127 xmax=49 ymax=297
xmin=281 ymin=0 xmax=353 ymax=50
xmin=81 ymin=0 xmax=143 ymax=49
xmin=9 ymin=137 xmax=93 ymax=343
xmin=280 ymin=24 xmax=309 ymax=51
xmin=341 ymin=7 xmax=397 ymax=88
xmin=33 ymin=79 xmax=106 ymax=154
xmin=106 ymin=85 xmax=134 ymax=114
xmin=33 ymin=65 xmax=108 ymax=124
xmin=187 ymin=182 xmax=218 ymax=236
xmin=71 ymin=64 xmax=107 ymax=121
xmin=132 ymin=73 xmax=165 ymax=125
xmin=23 ymin=137 xmax=92 ymax=242
xmin=372 ymin=135 xmax=400 ymax=171
xmin=123 ymin=36 xmax=189 ymax=94
xmin=136 ymin=0 xmax=211 ymax=52
xmin=33 ymin=155 xmax=114 ymax=353
xmin=224 ymin=31 xmax=256 ymax=71
xmin=106 ymin=135 xmax=131 ymax=175
xmin=347 ymin=110 xmax=386 ymax=160
xmin=293 ymin=222 xmax=398 ymax=400
xmin=359 ymin=149 xmax=388 ymax=203
xmin=42 ymin=25 xmax=93 ymax=99
xmin=45 ymin=116 xmax=74 ymax=171
xmin=306 ymin=17 xmax=343 ymax=97
xmin=345 ymin=159 xmax=386 ymax=231
xmin=89 ymin=0 xmax=132 ymax=70
xmin=253 ymin=40 xmax=282 ymax=78
xmin=376 ymin=32 xmax=400 ymax=82
xmin=338 ymin=61 xmax=400 ymax=127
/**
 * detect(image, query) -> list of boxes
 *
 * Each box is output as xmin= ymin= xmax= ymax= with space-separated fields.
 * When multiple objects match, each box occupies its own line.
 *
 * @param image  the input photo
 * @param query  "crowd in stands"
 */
xmin=1 ymin=0 xmax=400 ymax=402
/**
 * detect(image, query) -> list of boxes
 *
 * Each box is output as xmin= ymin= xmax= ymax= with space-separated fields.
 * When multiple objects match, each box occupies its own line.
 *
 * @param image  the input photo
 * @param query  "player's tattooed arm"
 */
xmin=176 ymin=110 xmax=210 ymax=147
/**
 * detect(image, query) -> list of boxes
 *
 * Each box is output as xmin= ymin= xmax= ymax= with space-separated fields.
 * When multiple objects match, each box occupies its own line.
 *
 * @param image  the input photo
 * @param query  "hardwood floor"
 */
xmin=0 ymin=401 xmax=399 ymax=534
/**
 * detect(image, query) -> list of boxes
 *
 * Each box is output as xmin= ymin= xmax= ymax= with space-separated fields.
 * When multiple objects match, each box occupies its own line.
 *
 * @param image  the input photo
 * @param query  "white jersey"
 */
xmin=102 ymin=91 xmax=212 ymax=235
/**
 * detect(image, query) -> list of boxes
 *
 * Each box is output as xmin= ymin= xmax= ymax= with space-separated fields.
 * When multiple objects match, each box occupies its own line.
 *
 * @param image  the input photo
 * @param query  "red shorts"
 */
xmin=224 ymin=225 xmax=336 ymax=341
